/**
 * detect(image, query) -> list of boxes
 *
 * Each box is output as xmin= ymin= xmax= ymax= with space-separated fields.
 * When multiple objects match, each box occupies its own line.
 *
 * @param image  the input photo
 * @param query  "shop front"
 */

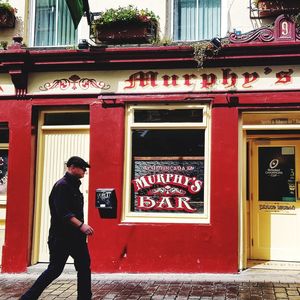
xmin=1 ymin=15 xmax=300 ymax=273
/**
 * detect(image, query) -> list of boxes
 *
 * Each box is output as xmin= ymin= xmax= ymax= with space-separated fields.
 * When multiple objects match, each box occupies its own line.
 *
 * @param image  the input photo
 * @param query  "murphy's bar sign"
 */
xmin=27 ymin=65 xmax=300 ymax=95
xmin=131 ymin=157 xmax=204 ymax=214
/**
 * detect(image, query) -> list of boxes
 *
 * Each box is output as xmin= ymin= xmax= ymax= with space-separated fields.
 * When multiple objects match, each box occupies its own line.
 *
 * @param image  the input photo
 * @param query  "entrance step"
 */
xmin=26 ymin=263 xmax=75 ymax=274
xmin=248 ymin=260 xmax=300 ymax=270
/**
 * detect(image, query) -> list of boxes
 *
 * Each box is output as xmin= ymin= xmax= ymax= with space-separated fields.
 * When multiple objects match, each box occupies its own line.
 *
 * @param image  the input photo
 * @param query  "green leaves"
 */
xmin=0 ymin=0 xmax=16 ymax=14
xmin=94 ymin=5 xmax=159 ymax=27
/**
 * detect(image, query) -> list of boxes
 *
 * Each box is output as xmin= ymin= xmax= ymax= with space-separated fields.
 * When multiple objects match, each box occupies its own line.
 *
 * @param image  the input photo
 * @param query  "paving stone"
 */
xmin=1 ymin=275 xmax=300 ymax=299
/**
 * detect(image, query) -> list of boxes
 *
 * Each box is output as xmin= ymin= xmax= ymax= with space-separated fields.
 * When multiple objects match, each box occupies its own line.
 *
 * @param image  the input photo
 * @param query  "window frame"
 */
xmin=28 ymin=0 xmax=78 ymax=47
xmin=122 ymin=104 xmax=211 ymax=224
xmin=171 ymin=0 xmax=228 ymax=42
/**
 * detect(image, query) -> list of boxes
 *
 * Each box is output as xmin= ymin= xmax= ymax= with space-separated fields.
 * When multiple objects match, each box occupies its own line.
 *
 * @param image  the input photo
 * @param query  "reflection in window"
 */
xmin=131 ymin=129 xmax=205 ymax=214
xmin=134 ymin=109 xmax=203 ymax=123
xmin=44 ymin=112 xmax=89 ymax=125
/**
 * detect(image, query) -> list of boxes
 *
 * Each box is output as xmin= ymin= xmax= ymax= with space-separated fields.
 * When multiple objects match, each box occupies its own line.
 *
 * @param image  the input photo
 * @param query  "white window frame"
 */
xmin=122 ymin=104 xmax=211 ymax=224
xmin=171 ymin=0 xmax=228 ymax=41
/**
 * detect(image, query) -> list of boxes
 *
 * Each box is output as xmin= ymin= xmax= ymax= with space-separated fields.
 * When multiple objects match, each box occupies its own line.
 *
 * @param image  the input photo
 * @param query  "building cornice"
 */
xmin=1 ymin=41 xmax=300 ymax=73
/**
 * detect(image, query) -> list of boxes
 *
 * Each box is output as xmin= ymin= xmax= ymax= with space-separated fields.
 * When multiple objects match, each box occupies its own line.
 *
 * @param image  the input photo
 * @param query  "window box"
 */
xmin=91 ymin=6 xmax=159 ymax=45
xmin=94 ymin=22 xmax=157 ymax=44
xmin=256 ymin=0 xmax=283 ymax=17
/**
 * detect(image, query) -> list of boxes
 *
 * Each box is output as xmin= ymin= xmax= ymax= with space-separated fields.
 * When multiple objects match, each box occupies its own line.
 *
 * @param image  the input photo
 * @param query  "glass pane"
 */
xmin=259 ymin=147 xmax=296 ymax=202
xmin=174 ymin=0 xmax=197 ymax=41
xmin=34 ymin=0 xmax=56 ymax=46
xmin=173 ymin=0 xmax=221 ymax=41
xmin=243 ymin=112 xmax=300 ymax=126
xmin=0 ymin=124 xmax=9 ymax=143
xmin=198 ymin=0 xmax=221 ymax=40
xmin=132 ymin=129 xmax=204 ymax=156
xmin=34 ymin=0 xmax=76 ymax=46
xmin=44 ymin=112 xmax=89 ymax=125
xmin=0 ymin=149 xmax=8 ymax=197
xmin=57 ymin=0 xmax=77 ymax=45
xmin=131 ymin=129 xmax=205 ymax=214
xmin=134 ymin=109 xmax=203 ymax=123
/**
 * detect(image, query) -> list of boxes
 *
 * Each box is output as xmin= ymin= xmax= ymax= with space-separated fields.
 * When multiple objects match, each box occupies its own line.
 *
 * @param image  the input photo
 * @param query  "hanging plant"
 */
xmin=0 ymin=0 xmax=17 ymax=28
xmin=192 ymin=38 xmax=229 ymax=68
xmin=0 ymin=40 xmax=8 ymax=49
xmin=291 ymin=12 xmax=300 ymax=28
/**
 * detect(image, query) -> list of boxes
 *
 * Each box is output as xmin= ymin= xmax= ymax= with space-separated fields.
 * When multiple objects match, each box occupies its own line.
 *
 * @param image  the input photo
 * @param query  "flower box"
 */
xmin=255 ymin=0 xmax=284 ymax=18
xmin=95 ymin=21 xmax=157 ymax=44
xmin=91 ymin=6 xmax=159 ymax=45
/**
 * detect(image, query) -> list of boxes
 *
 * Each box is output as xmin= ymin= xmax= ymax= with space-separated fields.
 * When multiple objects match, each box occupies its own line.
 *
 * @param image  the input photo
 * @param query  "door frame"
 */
xmin=250 ymin=138 xmax=300 ymax=261
xmin=31 ymin=109 xmax=90 ymax=265
xmin=240 ymin=111 xmax=300 ymax=270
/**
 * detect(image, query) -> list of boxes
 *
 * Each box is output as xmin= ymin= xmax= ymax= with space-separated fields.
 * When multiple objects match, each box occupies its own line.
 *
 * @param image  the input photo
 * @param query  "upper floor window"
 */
xmin=33 ymin=0 xmax=77 ymax=46
xmin=173 ymin=0 xmax=221 ymax=41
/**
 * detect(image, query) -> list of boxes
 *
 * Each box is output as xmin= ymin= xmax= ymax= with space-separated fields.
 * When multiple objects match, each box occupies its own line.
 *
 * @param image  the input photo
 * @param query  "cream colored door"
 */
xmin=251 ymin=139 xmax=300 ymax=261
xmin=33 ymin=127 xmax=89 ymax=263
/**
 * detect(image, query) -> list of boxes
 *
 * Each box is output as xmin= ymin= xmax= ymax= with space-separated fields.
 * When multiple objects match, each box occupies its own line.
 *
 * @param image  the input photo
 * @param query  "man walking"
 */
xmin=20 ymin=156 xmax=94 ymax=300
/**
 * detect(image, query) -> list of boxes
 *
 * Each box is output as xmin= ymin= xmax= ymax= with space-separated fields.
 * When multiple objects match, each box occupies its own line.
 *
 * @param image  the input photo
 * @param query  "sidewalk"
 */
xmin=1 ymin=267 xmax=300 ymax=299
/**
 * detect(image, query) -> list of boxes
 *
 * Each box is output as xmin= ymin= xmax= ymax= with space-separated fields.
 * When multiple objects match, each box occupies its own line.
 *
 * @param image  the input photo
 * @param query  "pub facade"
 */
xmin=1 ymin=0 xmax=300 ymax=273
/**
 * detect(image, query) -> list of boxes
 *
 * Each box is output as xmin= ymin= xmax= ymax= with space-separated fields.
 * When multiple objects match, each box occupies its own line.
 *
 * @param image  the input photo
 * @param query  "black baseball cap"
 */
xmin=66 ymin=156 xmax=90 ymax=169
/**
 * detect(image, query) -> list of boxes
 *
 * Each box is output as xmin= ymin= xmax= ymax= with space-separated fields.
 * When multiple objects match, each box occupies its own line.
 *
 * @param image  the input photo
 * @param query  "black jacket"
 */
xmin=48 ymin=172 xmax=85 ymax=240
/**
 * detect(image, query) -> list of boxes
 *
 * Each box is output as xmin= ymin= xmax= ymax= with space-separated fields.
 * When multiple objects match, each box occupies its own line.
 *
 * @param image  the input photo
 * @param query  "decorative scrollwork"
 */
xmin=148 ymin=185 xmax=186 ymax=196
xmin=39 ymin=74 xmax=111 ymax=92
xmin=229 ymin=27 xmax=275 ymax=43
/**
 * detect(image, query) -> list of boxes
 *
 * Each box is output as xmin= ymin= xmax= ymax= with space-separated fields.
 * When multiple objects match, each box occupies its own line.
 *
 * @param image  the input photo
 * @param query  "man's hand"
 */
xmin=80 ymin=223 xmax=94 ymax=236
xmin=69 ymin=217 xmax=94 ymax=235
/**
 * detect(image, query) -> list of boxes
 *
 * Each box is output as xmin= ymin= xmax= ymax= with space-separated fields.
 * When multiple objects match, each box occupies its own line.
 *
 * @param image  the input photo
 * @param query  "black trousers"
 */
xmin=20 ymin=237 xmax=91 ymax=300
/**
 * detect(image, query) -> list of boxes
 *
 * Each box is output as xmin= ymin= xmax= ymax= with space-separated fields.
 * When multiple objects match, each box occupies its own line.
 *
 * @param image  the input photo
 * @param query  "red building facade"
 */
xmin=1 ymin=15 xmax=300 ymax=273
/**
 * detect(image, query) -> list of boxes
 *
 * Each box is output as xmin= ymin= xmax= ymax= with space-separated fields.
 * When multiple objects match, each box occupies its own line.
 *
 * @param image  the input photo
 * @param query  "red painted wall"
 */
xmin=88 ymin=98 xmax=239 ymax=273
xmin=1 ymin=101 xmax=33 ymax=273
xmin=1 ymin=96 xmax=239 ymax=273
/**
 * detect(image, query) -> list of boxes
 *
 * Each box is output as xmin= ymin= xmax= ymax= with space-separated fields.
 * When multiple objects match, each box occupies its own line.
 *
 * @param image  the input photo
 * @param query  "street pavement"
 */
xmin=1 ymin=268 xmax=300 ymax=299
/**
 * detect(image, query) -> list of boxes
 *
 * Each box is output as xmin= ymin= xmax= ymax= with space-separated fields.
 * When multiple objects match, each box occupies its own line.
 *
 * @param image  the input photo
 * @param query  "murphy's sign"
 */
xmin=131 ymin=158 xmax=204 ymax=214
xmin=27 ymin=65 xmax=300 ymax=95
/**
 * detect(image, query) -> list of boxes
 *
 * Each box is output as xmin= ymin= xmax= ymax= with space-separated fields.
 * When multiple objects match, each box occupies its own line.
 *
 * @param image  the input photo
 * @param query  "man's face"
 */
xmin=69 ymin=165 xmax=87 ymax=178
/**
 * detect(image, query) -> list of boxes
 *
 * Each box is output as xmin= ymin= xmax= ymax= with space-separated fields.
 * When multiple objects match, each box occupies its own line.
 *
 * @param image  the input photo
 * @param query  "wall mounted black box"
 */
xmin=95 ymin=188 xmax=117 ymax=219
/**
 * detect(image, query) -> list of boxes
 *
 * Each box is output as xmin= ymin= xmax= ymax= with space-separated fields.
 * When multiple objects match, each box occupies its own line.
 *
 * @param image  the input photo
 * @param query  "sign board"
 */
xmin=28 ymin=65 xmax=300 ymax=95
xmin=259 ymin=147 xmax=295 ymax=202
xmin=131 ymin=157 xmax=204 ymax=214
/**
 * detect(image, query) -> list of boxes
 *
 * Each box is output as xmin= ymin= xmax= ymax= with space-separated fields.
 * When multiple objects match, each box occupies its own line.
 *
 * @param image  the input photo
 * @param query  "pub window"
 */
xmin=123 ymin=105 xmax=210 ymax=223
